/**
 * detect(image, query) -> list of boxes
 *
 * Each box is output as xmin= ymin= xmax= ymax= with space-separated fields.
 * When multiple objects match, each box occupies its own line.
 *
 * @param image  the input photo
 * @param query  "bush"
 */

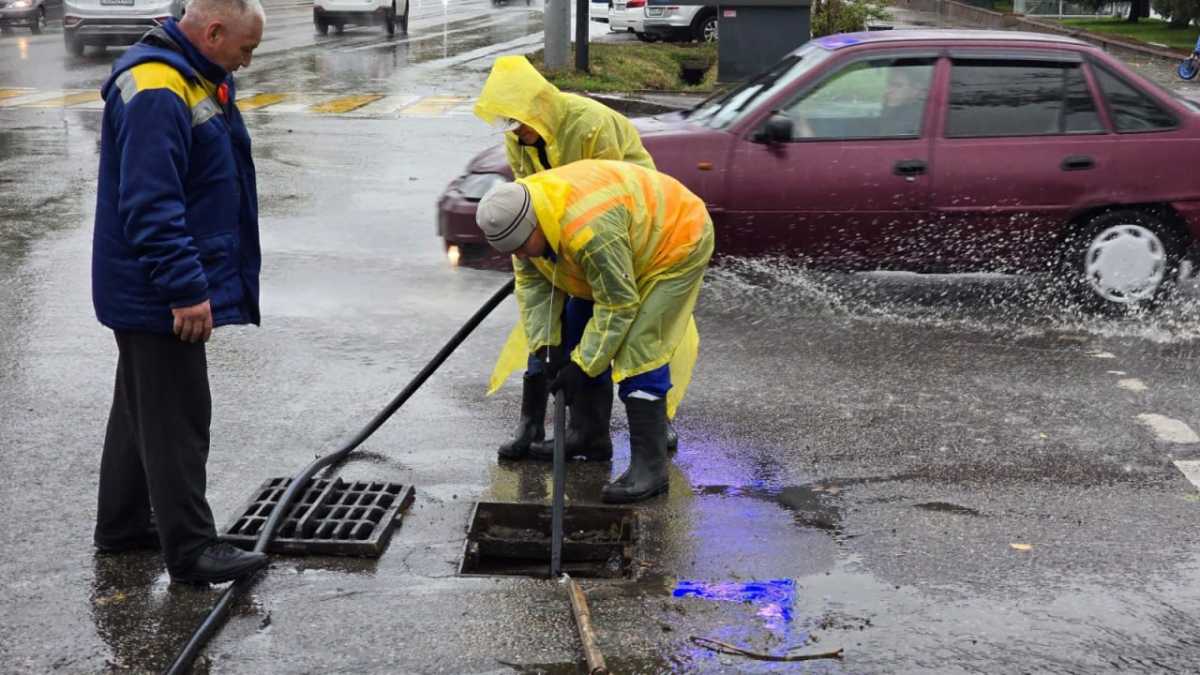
xmin=811 ymin=0 xmax=890 ymax=37
xmin=1151 ymin=0 xmax=1199 ymax=28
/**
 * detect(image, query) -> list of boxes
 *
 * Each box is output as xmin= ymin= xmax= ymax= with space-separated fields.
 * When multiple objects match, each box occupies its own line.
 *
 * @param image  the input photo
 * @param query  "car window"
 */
xmin=691 ymin=43 xmax=833 ymax=130
xmin=1092 ymin=65 xmax=1178 ymax=132
xmin=775 ymin=57 xmax=935 ymax=140
xmin=946 ymin=59 xmax=1102 ymax=138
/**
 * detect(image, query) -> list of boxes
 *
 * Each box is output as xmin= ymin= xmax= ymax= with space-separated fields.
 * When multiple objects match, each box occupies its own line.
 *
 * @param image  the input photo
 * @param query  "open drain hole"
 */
xmin=459 ymin=501 xmax=639 ymax=579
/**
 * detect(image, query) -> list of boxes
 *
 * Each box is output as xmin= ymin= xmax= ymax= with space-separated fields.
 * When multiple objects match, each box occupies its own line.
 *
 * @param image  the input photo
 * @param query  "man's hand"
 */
xmin=172 ymin=300 xmax=213 ymax=343
xmin=537 ymin=344 xmax=566 ymax=378
xmin=549 ymin=361 xmax=586 ymax=406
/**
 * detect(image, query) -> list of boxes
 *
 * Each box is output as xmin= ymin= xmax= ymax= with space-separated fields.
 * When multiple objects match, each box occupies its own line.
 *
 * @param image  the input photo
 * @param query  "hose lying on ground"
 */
xmin=164 ymin=278 xmax=516 ymax=675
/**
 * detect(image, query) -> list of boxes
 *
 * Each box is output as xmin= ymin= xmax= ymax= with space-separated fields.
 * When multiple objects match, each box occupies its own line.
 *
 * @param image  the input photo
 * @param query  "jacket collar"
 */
xmin=162 ymin=19 xmax=228 ymax=84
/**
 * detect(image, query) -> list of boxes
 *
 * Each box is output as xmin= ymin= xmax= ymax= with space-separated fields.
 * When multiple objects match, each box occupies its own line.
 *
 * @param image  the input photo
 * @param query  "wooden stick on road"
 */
xmin=564 ymin=575 xmax=608 ymax=675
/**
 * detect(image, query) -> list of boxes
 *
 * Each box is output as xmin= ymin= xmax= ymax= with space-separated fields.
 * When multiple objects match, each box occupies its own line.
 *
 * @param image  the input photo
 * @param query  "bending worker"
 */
xmin=474 ymin=55 xmax=655 ymax=464
xmin=475 ymin=160 xmax=714 ymax=504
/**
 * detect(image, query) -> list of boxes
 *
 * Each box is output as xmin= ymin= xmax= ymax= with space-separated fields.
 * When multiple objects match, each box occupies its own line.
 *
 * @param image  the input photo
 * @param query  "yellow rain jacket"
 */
xmin=473 ymin=56 xmax=656 ymax=179
xmin=489 ymin=160 xmax=715 ymax=418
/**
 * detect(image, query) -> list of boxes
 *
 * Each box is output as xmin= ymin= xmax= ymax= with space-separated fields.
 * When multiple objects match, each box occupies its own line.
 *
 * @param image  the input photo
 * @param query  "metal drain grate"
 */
xmin=221 ymin=477 xmax=415 ymax=557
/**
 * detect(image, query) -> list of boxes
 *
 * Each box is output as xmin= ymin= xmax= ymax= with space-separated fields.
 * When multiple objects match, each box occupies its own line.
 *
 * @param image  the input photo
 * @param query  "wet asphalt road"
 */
xmin=3 ymin=3 xmax=1200 ymax=674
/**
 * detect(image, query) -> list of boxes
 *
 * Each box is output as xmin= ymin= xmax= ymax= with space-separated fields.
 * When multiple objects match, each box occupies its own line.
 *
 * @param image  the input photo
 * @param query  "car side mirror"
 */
xmin=759 ymin=114 xmax=794 ymax=145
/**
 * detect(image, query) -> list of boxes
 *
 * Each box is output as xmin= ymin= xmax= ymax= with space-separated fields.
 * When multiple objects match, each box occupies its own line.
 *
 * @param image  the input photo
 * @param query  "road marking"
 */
xmin=0 ymin=88 xmax=32 ymax=101
xmin=399 ymin=95 xmax=468 ymax=116
xmin=26 ymin=91 xmax=100 ymax=108
xmin=1088 ymin=350 xmax=1117 ymax=359
xmin=354 ymin=94 xmax=423 ymax=115
xmin=1174 ymin=460 xmax=1200 ymax=491
xmin=1106 ymin=370 xmax=1127 ymax=375
xmin=1136 ymin=414 xmax=1200 ymax=444
xmin=238 ymin=92 xmax=290 ymax=111
xmin=1118 ymin=378 xmax=1148 ymax=393
xmin=0 ymin=90 xmax=78 ymax=107
xmin=311 ymin=94 xmax=385 ymax=114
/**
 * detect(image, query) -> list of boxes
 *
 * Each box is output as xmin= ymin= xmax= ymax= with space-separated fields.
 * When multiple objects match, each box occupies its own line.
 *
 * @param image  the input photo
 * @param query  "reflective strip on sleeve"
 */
xmin=115 ymin=70 xmax=138 ymax=104
xmin=191 ymin=97 xmax=221 ymax=127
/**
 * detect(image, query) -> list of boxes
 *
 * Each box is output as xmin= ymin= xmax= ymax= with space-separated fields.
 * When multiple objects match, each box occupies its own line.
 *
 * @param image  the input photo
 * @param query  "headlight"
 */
xmin=458 ymin=173 xmax=507 ymax=201
xmin=12 ymin=1 xmax=32 ymax=8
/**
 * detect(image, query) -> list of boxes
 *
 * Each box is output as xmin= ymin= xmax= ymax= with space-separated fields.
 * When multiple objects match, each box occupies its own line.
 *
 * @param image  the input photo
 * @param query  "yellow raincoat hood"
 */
xmin=473 ymin=56 xmax=655 ymax=179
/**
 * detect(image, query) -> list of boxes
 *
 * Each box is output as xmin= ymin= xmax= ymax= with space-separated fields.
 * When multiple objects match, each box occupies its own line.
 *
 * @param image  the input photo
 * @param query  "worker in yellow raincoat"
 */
xmin=474 ymin=55 xmax=657 ymax=465
xmin=475 ymin=160 xmax=714 ymax=504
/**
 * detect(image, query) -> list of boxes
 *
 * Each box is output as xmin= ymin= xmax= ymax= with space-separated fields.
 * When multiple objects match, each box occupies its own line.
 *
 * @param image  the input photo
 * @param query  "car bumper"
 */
xmin=641 ymin=18 xmax=691 ymax=38
xmin=0 ymin=7 xmax=40 ymax=24
xmin=437 ymin=188 xmax=512 ymax=268
xmin=314 ymin=6 xmax=388 ymax=23
xmin=64 ymin=18 xmax=161 ymax=44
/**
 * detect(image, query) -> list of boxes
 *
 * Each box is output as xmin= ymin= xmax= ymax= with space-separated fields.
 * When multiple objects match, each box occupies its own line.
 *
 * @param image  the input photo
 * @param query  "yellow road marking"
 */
xmin=400 ymin=95 xmax=468 ymax=116
xmin=310 ymin=94 xmax=384 ymax=114
xmin=238 ymin=93 xmax=290 ymax=111
xmin=27 ymin=91 xmax=100 ymax=108
xmin=0 ymin=88 xmax=31 ymax=101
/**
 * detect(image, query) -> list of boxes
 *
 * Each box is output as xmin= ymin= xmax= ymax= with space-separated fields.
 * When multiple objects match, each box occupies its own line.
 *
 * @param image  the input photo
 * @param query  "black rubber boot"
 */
xmin=497 ymin=373 xmax=547 ymax=461
xmin=666 ymin=420 xmax=678 ymax=455
xmin=602 ymin=398 xmax=669 ymax=504
xmin=530 ymin=375 xmax=613 ymax=462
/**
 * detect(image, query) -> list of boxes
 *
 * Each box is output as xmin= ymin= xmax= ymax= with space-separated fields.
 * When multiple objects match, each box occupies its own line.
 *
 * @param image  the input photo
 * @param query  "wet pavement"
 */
xmin=3 ymin=2 xmax=1200 ymax=673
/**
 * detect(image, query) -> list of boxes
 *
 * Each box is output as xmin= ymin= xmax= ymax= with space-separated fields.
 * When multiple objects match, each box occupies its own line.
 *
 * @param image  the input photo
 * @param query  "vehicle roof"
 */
xmin=810 ymin=29 xmax=1091 ymax=52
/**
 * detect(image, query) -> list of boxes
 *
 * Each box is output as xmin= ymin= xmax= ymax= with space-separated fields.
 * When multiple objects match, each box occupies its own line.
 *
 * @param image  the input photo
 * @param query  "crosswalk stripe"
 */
xmin=311 ymin=94 xmax=385 ymax=114
xmin=0 ymin=88 xmax=32 ymax=101
xmin=1174 ymin=460 xmax=1200 ymax=491
xmin=399 ymin=95 xmax=468 ymax=116
xmin=0 ymin=90 xmax=78 ymax=107
xmin=239 ymin=92 xmax=290 ymax=111
xmin=354 ymin=94 xmax=423 ymax=116
xmin=27 ymin=91 xmax=100 ymax=108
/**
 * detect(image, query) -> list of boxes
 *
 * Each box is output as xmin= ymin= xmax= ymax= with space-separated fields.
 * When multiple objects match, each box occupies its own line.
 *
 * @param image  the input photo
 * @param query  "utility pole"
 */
xmin=545 ymin=0 xmax=570 ymax=69
xmin=575 ymin=0 xmax=589 ymax=72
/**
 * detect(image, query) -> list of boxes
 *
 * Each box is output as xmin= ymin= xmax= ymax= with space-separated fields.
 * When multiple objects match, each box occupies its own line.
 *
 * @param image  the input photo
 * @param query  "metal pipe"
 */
xmin=164 ymin=278 xmax=516 ymax=675
xmin=550 ymin=392 xmax=566 ymax=577
xmin=564 ymin=575 xmax=608 ymax=675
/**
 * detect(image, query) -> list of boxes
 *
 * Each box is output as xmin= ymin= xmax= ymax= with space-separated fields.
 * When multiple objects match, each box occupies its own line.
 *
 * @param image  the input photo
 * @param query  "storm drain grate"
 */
xmin=459 ymin=501 xmax=639 ymax=578
xmin=221 ymin=477 xmax=415 ymax=557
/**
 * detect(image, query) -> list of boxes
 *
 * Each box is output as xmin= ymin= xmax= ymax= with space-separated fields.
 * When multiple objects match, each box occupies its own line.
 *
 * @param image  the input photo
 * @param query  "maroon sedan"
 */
xmin=437 ymin=30 xmax=1200 ymax=307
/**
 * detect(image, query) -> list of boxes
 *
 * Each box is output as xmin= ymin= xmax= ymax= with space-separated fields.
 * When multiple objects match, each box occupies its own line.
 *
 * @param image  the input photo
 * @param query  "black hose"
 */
xmin=164 ymin=278 xmax=515 ymax=675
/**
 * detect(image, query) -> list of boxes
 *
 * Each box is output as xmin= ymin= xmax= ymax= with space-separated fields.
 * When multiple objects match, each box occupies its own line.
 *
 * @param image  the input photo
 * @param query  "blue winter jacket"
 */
xmin=92 ymin=20 xmax=260 ymax=334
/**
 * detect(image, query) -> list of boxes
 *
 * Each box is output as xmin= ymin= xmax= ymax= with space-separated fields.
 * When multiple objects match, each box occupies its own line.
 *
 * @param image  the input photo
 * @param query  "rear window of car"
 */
xmin=946 ymin=59 xmax=1102 ymax=138
xmin=1092 ymin=65 xmax=1179 ymax=132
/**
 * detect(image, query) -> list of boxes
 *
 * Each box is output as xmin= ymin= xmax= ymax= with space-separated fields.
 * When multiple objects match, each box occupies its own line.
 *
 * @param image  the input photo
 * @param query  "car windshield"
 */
xmin=687 ymin=43 xmax=833 ymax=129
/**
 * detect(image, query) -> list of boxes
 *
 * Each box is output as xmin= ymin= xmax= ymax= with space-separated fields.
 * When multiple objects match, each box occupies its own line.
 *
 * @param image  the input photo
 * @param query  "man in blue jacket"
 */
xmin=92 ymin=0 xmax=268 ymax=584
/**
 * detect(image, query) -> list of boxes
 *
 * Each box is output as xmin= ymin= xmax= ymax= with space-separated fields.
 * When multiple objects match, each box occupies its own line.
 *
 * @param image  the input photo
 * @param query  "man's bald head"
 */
xmin=179 ymin=0 xmax=264 ymax=74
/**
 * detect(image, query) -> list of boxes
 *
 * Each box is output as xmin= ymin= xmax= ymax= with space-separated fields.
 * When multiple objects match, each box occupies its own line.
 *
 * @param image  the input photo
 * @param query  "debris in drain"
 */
xmin=460 ymin=502 xmax=638 ymax=578
xmin=689 ymin=636 xmax=844 ymax=662
xmin=221 ymin=477 xmax=415 ymax=557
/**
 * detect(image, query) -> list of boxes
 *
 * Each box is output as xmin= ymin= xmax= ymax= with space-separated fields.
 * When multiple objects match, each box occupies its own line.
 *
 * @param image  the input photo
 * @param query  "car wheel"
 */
xmin=335 ymin=23 xmax=344 ymax=33
xmin=384 ymin=3 xmax=395 ymax=34
xmin=31 ymin=7 xmax=45 ymax=34
xmin=693 ymin=13 xmax=717 ymax=42
xmin=399 ymin=3 xmax=409 ymax=32
xmin=635 ymin=32 xmax=658 ymax=42
xmin=314 ymin=17 xmax=329 ymax=35
xmin=0 ymin=24 xmax=12 ymax=35
xmin=1063 ymin=209 xmax=1182 ymax=310
xmin=64 ymin=32 xmax=84 ymax=56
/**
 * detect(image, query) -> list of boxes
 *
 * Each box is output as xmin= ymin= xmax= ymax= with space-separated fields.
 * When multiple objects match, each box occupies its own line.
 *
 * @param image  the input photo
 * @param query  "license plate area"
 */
xmin=99 ymin=0 xmax=135 ymax=6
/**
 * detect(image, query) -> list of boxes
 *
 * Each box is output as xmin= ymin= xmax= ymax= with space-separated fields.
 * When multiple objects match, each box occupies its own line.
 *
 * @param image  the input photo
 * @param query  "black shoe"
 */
xmin=530 ymin=375 xmax=613 ymax=462
xmin=94 ymin=528 xmax=160 ymax=554
xmin=171 ymin=542 xmax=268 ymax=585
xmin=602 ymin=397 xmax=670 ymax=504
xmin=498 ymin=373 xmax=548 ymax=461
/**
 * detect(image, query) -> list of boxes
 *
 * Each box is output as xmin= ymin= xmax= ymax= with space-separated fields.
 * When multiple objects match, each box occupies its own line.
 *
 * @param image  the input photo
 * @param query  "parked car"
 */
xmin=608 ymin=0 xmax=643 ymax=35
xmin=314 ymin=0 xmax=409 ymax=35
xmin=590 ymin=0 xmax=608 ymax=22
xmin=62 ymin=0 xmax=180 ymax=56
xmin=437 ymin=30 xmax=1200 ymax=308
xmin=640 ymin=0 xmax=716 ymax=43
xmin=0 ymin=0 xmax=60 ymax=34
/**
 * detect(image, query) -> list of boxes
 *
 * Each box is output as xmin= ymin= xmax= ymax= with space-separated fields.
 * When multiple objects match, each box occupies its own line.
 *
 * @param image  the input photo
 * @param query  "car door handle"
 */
xmin=893 ymin=160 xmax=927 ymax=177
xmin=1061 ymin=155 xmax=1095 ymax=171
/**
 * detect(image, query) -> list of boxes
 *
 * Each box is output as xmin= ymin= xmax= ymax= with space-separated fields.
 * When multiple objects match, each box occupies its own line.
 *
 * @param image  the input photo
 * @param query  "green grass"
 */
xmin=528 ymin=42 xmax=719 ymax=93
xmin=1059 ymin=16 xmax=1199 ymax=52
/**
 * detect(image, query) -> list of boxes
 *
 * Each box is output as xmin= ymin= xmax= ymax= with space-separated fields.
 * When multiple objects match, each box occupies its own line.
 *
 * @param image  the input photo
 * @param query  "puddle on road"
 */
xmin=238 ymin=11 xmax=543 ymax=92
xmin=912 ymin=501 xmax=983 ymax=516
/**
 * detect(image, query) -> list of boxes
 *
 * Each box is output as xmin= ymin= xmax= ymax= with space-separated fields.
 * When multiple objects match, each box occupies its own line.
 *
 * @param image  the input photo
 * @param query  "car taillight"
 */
xmin=626 ymin=0 xmax=645 ymax=7
xmin=63 ymin=15 xmax=81 ymax=27
xmin=152 ymin=15 xmax=170 ymax=23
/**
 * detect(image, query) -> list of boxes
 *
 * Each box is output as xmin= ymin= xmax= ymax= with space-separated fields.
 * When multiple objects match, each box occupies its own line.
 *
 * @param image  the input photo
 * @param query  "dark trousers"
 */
xmin=95 ymin=331 xmax=216 ymax=573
